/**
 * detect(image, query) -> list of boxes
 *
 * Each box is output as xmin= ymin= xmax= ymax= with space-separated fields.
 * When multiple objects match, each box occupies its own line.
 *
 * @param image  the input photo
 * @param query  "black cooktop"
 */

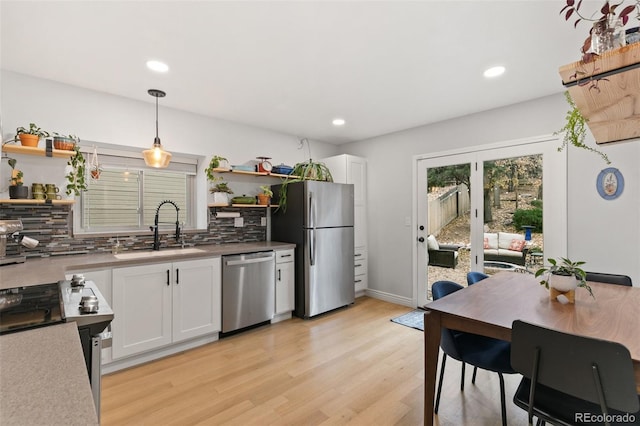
xmin=0 ymin=282 xmax=65 ymax=335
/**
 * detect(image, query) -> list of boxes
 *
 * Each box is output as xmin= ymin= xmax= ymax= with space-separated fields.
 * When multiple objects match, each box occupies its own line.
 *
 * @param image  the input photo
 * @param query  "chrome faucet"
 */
xmin=150 ymin=200 xmax=180 ymax=251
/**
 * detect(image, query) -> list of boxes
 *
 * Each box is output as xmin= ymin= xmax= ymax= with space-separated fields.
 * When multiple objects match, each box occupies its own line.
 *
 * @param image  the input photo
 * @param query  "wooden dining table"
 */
xmin=423 ymin=271 xmax=640 ymax=426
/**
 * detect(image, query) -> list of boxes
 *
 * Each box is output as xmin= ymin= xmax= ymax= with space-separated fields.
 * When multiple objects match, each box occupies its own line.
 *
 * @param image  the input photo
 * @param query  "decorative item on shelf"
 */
xmin=7 ymin=158 xmax=28 ymax=199
xmin=535 ymin=257 xmax=594 ymax=303
xmin=15 ymin=123 xmax=49 ymax=147
xmin=276 ymin=159 xmax=333 ymax=212
xmin=231 ymin=195 xmax=257 ymax=205
xmin=142 ymin=89 xmax=172 ymax=168
xmin=89 ymin=146 xmax=102 ymax=179
xmin=256 ymin=156 xmax=273 ymax=173
xmin=210 ymin=181 xmax=233 ymax=205
xmin=560 ymin=0 xmax=638 ymax=61
xmin=271 ymin=163 xmax=294 ymax=175
xmin=52 ymin=133 xmax=77 ymax=151
xmin=65 ymin=143 xmax=87 ymax=196
xmin=257 ymin=185 xmax=273 ymax=205
xmin=556 ymin=91 xmax=610 ymax=164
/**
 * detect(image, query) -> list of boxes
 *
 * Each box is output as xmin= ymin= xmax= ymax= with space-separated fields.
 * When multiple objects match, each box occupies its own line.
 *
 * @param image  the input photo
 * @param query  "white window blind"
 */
xmin=79 ymin=151 xmax=196 ymax=233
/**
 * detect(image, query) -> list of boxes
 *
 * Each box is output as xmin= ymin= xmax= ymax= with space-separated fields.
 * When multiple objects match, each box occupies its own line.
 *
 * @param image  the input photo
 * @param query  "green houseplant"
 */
xmin=7 ymin=158 xmax=28 ymax=199
xmin=275 ymin=159 xmax=333 ymax=212
xmin=556 ymin=91 xmax=610 ymax=164
xmin=206 ymin=155 xmax=229 ymax=181
xmin=15 ymin=123 xmax=50 ymax=147
xmin=65 ymin=144 xmax=87 ymax=196
xmin=257 ymin=185 xmax=273 ymax=205
xmin=535 ymin=257 xmax=594 ymax=299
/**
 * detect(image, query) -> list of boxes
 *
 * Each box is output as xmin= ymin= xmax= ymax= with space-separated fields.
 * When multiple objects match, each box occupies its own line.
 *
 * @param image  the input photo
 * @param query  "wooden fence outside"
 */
xmin=428 ymin=184 xmax=470 ymax=236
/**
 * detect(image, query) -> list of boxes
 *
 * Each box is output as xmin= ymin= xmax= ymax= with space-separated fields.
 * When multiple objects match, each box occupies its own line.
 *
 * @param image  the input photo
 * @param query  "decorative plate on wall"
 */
xmin=596 ymin=167 xmax=624 ymax=200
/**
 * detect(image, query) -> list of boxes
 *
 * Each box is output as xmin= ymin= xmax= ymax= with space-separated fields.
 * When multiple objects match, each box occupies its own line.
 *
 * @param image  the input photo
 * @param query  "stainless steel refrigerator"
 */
xmin=271 ymin=181 xmax=355 ymax=318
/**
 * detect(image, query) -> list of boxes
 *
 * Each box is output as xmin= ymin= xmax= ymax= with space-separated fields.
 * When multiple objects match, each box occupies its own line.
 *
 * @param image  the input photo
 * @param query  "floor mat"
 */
xmin=390 ymin=309 xmax=425 ymax=331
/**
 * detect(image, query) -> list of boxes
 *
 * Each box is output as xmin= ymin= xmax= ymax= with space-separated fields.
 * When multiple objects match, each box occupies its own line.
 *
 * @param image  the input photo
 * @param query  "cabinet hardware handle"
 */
xmin=176 ymin=268 xmax=179 ymax=285
xmin=355 ymin=253 xmax=362 ymax=257
xmin=354 ymin=264 xmax=362 ymax=267
xmin=280 ymin=254 xmax=292 ymax=258
xmin=355 ymin=279 xmax=362 ymax=283
xmin=166 ymin=269 xmax=170 ymax=286
xmin=278 ymin=269 xmax=281 ymax=281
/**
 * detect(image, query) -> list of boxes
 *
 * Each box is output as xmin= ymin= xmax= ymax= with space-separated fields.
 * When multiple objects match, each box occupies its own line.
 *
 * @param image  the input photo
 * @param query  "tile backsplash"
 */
xmin=0 ymin=203 xmax=267 ymax=259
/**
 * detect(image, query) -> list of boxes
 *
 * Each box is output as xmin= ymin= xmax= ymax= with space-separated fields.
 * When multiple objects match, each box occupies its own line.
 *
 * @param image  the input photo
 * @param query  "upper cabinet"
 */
xmin=558 ymin=43 xmax=640 ymax=144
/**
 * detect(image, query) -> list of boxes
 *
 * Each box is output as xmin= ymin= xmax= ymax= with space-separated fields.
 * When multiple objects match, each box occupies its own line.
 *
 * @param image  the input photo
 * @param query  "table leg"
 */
xmin=424 ymin=310 xmax=442 ymax=426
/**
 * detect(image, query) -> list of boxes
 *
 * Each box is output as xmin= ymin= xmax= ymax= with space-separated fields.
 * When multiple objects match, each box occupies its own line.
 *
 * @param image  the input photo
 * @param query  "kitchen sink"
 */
xmin=114 ymin=248 xmax=206 ymax=260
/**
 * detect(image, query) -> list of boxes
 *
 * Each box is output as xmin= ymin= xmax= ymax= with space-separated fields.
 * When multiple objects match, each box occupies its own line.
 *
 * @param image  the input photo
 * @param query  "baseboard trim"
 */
xmin=364 ymin=288 xmax=414 ymax=307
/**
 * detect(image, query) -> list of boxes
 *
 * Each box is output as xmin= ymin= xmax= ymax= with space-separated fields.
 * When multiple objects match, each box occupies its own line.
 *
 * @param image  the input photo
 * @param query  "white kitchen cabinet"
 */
xmin=275 ymin=249 xmax=295 ymax=314
xmin=112 ymin=257 xmax=221 ymax=359
xmin=321 ymin=154 xmax=368 ymax=295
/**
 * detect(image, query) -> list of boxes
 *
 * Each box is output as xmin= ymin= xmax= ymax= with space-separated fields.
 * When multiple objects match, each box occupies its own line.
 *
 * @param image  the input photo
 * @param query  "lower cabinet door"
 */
xmin=172 ymin=258 xmax=221 ymax=342
xmin=112 ymin=263 xmax=173 ymax=359
xmin=275 ymin=260 xmax=294 ymax=314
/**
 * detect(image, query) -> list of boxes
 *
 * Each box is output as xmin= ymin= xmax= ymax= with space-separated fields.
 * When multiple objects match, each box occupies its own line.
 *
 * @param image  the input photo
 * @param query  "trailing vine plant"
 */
xmin=65 ymin=143 xmax=88 ymax=196
xmin=556 ymin=91 xmax=610 ymax=164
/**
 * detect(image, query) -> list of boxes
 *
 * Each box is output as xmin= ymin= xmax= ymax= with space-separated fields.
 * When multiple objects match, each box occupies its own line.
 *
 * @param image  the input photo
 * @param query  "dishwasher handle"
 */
xmin=225 ymin=254 xmax=274 ymax=267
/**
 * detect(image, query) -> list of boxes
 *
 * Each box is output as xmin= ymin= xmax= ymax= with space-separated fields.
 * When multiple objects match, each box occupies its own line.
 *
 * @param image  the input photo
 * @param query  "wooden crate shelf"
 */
xmin=558 ymin=43 xmax=640 ymax=144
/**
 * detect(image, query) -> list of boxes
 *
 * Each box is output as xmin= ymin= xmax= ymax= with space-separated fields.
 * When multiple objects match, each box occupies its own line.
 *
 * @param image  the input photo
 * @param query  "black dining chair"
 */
xmin=431 ymin=280 xmax=515 ymax=426
xmin=585 ymin=271 xmax=632 ymax=286
xmin=511 ymin=320 xmax=640 ymax=426
xmin=466 ymin=271 xmax=489 ymax=286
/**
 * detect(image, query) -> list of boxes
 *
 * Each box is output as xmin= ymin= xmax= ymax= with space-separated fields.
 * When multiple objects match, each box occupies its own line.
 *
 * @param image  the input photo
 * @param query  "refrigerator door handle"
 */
xmin=309 ymin=228 xmax=316 ymax=266
xmin=309 ymin=191 xmax=316 ymax=230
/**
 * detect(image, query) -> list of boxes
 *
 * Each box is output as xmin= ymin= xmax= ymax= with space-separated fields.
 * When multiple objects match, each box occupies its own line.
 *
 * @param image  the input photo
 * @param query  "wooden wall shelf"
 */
xmin=207 ymin=203 xmax=278 ymax=208
xmin=212 ymin=167 xmax=299 ymax=179
xmin=558 ymin=43 xmax=640 ymax=144
xmin=0 ymin=199 xmax=75 ymax=205
xmin=2 ymin=144 xmax=75 ymax=158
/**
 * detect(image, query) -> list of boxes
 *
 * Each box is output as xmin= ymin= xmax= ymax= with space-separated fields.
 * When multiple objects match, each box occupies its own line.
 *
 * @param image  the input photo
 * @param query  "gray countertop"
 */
xmin=0 ymin=322 xmax=99 ymax=426
xmin=0 ymin=241 xmax=296 ymax=289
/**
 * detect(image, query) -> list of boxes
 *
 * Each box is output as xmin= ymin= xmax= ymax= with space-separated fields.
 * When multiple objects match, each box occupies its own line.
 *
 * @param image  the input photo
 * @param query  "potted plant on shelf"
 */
xmin=206 ymin=155 xmax=229 ymax=180
xmin=535 ymin=257 xmax=594 ymax=302
xmin=7 ymin=158 xmax=28 ymax=199
xmin=257 ymin=185 xmax=273 ymax=205
xmin=210 ymin=178 xmax=233 ymax=205
xmin=65 ymin=144 xmax=87 ymax=196
xmin=52 ymin=133 xmax=79 ymax=151
xmin=15 ymin=123 xmax=49 ymax=148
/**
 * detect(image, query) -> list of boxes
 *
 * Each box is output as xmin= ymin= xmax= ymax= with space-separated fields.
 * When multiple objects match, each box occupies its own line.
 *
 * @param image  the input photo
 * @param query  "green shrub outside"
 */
xmin=530 ymin=199 xmax=543 ymax=209
xmin=513 ymin=208 xmax=542 ymax=232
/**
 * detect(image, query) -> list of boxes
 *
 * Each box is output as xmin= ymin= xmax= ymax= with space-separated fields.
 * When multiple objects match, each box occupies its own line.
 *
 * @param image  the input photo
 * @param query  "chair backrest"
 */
xmin=431 ymin=281 xmax=465 ymax=360
xmin=585 ymin=271 xmax=632 ymax=287
xmin=467 ymin=271 xmax=489 ymax=286
xmin=511 ymin=320 xmax=639 ymax=413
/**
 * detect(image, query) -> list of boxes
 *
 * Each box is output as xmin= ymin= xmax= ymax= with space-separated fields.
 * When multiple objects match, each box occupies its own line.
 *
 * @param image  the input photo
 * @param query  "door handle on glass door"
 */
xmin=418 ymin=237 xmax=425 ymax=242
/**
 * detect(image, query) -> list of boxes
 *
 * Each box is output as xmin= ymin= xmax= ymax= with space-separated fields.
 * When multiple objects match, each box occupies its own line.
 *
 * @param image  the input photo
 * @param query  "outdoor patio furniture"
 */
xmin=427 ymin=235 xmax=462 ymax=269
xmin=483 ymin=232 xmax=528 ymax=266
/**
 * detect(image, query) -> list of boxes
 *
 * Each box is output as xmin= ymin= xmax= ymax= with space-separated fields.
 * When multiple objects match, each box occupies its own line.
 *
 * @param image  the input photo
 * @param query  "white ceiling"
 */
xmin=1 ymin=1 xmax=595 ymax=144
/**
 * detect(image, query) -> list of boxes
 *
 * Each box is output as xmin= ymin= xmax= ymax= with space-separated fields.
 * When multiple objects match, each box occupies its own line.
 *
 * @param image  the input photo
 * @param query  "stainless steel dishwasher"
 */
xmin=222 ymin=251 xmax=275 ymax=333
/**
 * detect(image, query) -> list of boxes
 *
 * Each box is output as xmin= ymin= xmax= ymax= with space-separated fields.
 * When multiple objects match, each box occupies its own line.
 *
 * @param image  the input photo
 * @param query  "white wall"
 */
xmin=340 ymin=94 xmax=640 ymax=298
xmin=1 ymin=71 xmax=339 ymax=224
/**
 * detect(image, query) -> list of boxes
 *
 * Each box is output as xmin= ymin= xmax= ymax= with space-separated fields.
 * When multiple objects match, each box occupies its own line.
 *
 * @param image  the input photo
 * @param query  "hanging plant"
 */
xmin=556 ymin=91 xmax=610 ymax=164
xmin=65 ymin=143 xmax=88 ymax=196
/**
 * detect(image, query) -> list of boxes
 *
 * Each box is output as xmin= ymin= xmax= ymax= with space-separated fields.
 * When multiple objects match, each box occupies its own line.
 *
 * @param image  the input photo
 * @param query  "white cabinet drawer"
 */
xmin=354 ymin=246 xmax=367 ymax=260
xmin=354 ymin=274 xmax=368 ymax=293
xmin=354 ymin=257 xmax=367 ymax=277
xmin=276 ymin=249 xmax=295 ymax=263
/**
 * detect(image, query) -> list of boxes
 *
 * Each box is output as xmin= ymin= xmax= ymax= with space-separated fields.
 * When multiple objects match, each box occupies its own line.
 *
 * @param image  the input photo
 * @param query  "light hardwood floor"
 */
xmin=102 ymin=296 xmax=528 ymax=425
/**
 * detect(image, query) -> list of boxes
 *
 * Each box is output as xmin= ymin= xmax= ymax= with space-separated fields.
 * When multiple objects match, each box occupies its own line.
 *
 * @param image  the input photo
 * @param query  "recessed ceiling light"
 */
xmin=483 ymin=66 xmax=505 ymax=78
xmin=332 ymin=118 xmax=346 ymax=126
xmin=146 ymin=60 xmax=169 ymax=73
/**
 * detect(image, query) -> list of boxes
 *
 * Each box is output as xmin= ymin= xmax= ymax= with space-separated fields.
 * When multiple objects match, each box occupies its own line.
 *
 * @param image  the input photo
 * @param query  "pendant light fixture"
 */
xmin=142 ymin=89 xmax=172 ymax=168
